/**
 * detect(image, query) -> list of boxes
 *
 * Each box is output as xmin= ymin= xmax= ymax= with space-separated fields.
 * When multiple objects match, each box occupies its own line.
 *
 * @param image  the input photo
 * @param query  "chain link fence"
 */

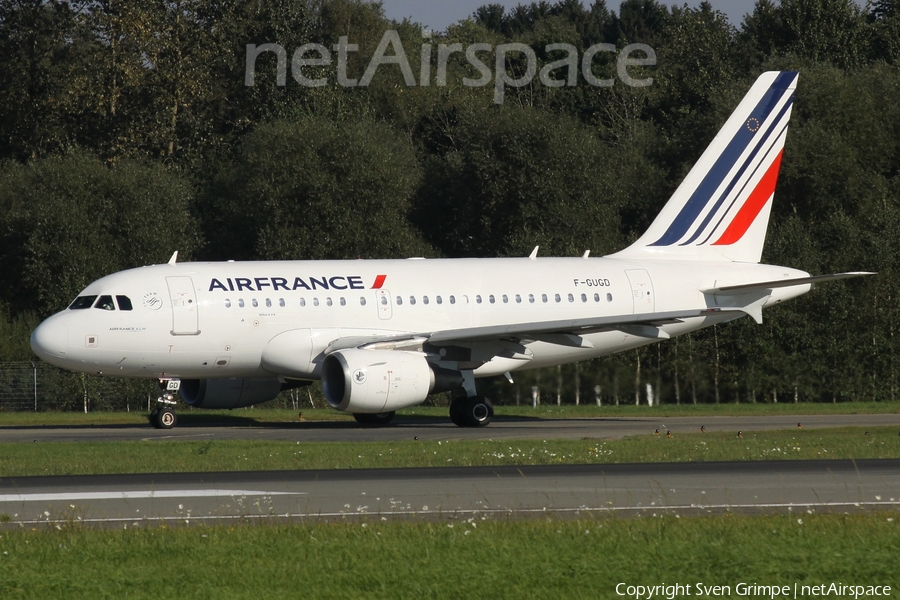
xmin=0 ymin=362 xmax=158 ymax=412
xmin=0 ymin=362 xmax=325 ymax=413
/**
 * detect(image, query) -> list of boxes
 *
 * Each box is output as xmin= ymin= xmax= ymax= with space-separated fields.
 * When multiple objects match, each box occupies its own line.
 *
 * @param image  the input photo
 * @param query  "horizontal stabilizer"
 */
xmin=703 ymin=272 xmax=875 ymax=294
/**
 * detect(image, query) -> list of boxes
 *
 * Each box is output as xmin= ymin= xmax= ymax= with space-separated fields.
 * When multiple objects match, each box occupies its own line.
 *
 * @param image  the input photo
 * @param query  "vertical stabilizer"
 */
xmin=612 ymin=71 xmax=798 ymax=263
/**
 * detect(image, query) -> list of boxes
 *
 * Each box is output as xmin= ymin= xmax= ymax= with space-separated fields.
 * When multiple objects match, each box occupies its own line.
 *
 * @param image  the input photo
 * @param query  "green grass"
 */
xmin=2 ymin=427 xmax=899 ymax=476
xmin=1 ymin=400 xmax=899 ymax=427
xmin=0 ymin=513 xmax=897 ymax=599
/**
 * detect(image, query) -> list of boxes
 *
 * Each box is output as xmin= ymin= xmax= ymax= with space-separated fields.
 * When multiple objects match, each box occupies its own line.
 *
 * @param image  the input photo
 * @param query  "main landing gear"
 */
xmin=149 ymin=379 xmax=180 ymax=429
xmin=449 ymin=394 xmax=494 ymax=427
xmin=447 ymin=370 xmax=494 ymax=427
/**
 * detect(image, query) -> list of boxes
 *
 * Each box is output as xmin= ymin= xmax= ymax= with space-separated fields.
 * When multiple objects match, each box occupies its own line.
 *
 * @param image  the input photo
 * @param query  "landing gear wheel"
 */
xmin=157 ymin=408 xmax=177 ymax=429
xmin=353 ymin=411 xmax=395 ymax=426
xmin=450 ymin=396 xmax=493 ymax=427
xmin=149 ymin=407 xmax=161 ymax=428
xmin=463 ymin=395 xmax=493 ymax=427
xmin=449 ymin=398 xmax=467 ymax=427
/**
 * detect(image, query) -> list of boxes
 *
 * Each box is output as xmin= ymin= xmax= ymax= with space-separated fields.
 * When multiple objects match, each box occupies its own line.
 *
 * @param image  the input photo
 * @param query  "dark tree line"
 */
xmin=1 ymin=0 xmax=898 ymax=407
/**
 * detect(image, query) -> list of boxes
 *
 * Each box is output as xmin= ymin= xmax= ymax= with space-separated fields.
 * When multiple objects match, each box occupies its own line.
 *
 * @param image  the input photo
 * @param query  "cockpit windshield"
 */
xmin=69 ymin=296 xmax=97 ymax=310
xmin=95 ymin=295 xmax=115 ymax=310
xmin=68 ymin=294 xmax=133 ymax=311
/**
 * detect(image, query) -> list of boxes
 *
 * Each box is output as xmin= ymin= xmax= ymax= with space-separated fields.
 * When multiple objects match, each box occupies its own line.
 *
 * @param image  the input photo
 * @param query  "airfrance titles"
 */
xmin=208 ymin=274 xmax=387 ymax=293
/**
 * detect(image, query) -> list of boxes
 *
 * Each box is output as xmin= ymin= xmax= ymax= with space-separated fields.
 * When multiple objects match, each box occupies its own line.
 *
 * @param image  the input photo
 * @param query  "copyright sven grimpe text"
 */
xmin=615 ymin=582 xmax=892 ymax=600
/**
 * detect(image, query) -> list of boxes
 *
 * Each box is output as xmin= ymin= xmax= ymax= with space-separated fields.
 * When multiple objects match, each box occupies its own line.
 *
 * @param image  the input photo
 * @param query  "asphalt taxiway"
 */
xmin=1 ymin=460 xmax=898 ymax=527
xmin=3 ymin=413 xmax=900 ymax=443
xmin=3 ymin=414 xmax=899 ymax=526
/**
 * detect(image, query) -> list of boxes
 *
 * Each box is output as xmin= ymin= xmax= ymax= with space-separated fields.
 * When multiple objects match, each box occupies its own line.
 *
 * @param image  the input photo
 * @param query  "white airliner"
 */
xmin=31 ymin=71 xmax=871 ymax=429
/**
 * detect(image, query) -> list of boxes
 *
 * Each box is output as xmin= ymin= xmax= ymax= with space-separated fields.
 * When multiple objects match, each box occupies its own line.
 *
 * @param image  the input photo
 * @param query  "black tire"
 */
xmin=462 ymin=396 xmax=493 ymax=427
xmin=449 ymin=398 xmax=467 ymax=427
xmin=353 ymin=411 xmax=395 ymax=426
xmin=149 ymin=407 xmax=162 ymax=429
xmin=158 ymin=408 xmax=177 ymax=429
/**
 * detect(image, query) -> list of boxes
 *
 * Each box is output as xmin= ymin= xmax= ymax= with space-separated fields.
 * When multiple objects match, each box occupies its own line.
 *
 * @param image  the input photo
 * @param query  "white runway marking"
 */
xmin=0 ymin=489 xmax=305 ymax=502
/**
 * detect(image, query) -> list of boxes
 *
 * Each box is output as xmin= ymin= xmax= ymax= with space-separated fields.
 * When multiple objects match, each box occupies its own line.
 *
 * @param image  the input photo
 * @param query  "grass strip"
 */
xmin=2 ymin=427 xmax=899 ymax=477
xmin=0 ymin=513 xmax=897 ymax=599
xmin=1 ymin=401 xmax=899 ymax=427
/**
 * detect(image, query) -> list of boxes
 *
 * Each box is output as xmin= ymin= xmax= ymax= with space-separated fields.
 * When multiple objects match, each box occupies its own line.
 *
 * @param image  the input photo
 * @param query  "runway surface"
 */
xmin=1 ymin=460 xmax=898 ymax=527
xmin=4 ymin=413 xmax=900 ymax=443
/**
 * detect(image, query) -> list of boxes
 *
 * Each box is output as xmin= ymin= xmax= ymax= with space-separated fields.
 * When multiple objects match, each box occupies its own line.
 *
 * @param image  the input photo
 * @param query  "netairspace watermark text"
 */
xmin=245 ymin=29 xmax=656 ymax=104
xmin=615 ymin=582 xmax=892 ymax=600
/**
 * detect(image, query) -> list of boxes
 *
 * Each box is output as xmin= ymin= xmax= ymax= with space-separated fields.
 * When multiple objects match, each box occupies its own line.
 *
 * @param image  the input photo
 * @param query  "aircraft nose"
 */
xmin=31 ymin=318 xmax=68 ymax=362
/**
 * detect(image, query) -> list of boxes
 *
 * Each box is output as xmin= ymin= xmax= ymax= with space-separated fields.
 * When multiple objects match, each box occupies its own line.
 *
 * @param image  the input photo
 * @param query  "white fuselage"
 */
xmin=31 ymin=256 xmax=810 ymax=381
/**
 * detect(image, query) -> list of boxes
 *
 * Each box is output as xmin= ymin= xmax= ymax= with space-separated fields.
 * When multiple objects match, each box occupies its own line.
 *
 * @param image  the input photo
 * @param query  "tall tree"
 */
xmin=0 ymin=151 xmax=200 ymax=315
xmin=207 ymin=117 xmax=432 ymax=261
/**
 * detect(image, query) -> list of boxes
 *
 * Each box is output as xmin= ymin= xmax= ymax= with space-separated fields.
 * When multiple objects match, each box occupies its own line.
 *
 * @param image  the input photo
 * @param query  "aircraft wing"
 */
xmin=426 ymin=308 xmax=736 ymax=345
xmin=327 ymin=307 xmax=740 ymax=355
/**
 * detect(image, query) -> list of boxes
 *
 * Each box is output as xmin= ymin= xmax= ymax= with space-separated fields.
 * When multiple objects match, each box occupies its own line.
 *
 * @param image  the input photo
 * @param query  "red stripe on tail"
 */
xmin=713 ymin=149 xmax=784 ymax=246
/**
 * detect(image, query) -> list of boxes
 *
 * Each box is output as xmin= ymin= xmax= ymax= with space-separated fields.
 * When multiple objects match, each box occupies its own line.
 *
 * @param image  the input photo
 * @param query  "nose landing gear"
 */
xmin=149 ymin=379 xmax=180 ymax=429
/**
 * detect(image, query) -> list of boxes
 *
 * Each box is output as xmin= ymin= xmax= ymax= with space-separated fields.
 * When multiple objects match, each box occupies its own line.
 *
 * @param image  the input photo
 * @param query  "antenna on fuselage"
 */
xmin=529 ymin=246 xmax=539 ymax=260
xmin=168 ymin=251 xmax=179 ymax=265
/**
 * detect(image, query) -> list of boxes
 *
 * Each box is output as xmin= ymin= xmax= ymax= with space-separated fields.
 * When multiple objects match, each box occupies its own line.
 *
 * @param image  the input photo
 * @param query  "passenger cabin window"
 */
xmin=326 ymin=297 xmax=333 ymax=306
xmin=238 ymin=299 xmax=245 ymax=308
xmin=594 ymin=293 xmax=600 ymax=302
xmin=225 ymin=299 xmax=232 ymax=308
xmin=265 ymin=298 xmax=272 ymax=308
xmin=251 ymin=299 xmax=258 ymax=308
xmin=313 ymin=298 xmax=320 ymax=307
xmin=476 ymin=295 xmax=482 ymax=304
xmin=581 ymin=293 xmax=587 ymax=303
xmin=95 ymin=295 xmax=115 ymax=311
xmin=70 ymin=296 xmax=97 ymax=310
xmin=409 ymin=296 xmax=416 ymax=306
xmin=340 ymin=297 xmax=346 ymax=306
xmin=542 ymin=294 xmax=548 ymax=303
xmin=300 ymin=298 xmax=306 ymax=307
xmin=607 ymin=293 xmax=613 ymax=302
xmin=279 ymin=298 xmax=285 ymax=307
xmin=555 ymin=294 xmax=561 ymax=303
xmin=449 ymin=295 xmax=456 ymax=305
xmin=423 ymin=296 xmax=429 ymax=305
xmin=361 ymin=297 xmax=367 ymax=306
xmin=515 ymin=294 xmax=522 ymax=303
xmin=568 ymin=293 xmax=574 ymax=303
xmin=528 ymin=294 xmax=534 ymax=303
xmin=396 ymin=296 xmax=403 ymax=305
xmin=489 ymin=295 xmax=495 ymax=304
xmin=501 ymin=294 xmax=508 ymax=303
xmin=436 ymin=296 xmax=442 ymax=305
xmin=116 ymin=296 xmax=133 ymax=311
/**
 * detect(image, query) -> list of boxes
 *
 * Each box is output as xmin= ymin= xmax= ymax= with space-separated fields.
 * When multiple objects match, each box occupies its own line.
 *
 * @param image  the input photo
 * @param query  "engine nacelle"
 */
xmin=180 ymin=378 xmax=284 ymax=409
xmin=322 ymin=349 xmax=460 ymax=413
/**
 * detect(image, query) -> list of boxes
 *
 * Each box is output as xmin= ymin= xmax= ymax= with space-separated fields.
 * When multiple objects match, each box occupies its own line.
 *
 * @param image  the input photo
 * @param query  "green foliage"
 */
xmin=205 ymin=118 xmax=432 ymax=260
xmin=0 ymin=151 xmax=200 ymax=315
xmin=0 ymin=0 xmax=899 ymax=402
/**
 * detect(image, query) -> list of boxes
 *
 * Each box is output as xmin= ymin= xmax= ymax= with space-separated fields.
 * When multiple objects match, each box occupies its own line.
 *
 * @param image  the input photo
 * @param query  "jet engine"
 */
xmin=179 ymin=378 xmax=284 ymax=409
xmin=322 ymin=349 xmax=462 ymax=413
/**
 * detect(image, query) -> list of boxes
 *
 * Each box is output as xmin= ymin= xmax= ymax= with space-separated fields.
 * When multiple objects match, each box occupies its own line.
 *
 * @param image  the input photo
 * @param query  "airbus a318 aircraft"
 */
xmin=31 ymin=71 xmax=870 ymax=429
